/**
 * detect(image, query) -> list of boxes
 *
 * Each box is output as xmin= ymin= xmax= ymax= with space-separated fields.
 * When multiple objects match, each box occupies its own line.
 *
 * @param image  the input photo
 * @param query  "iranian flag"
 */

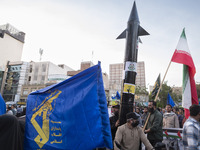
xmin=171 ymin=28 xmax=198 ymax=119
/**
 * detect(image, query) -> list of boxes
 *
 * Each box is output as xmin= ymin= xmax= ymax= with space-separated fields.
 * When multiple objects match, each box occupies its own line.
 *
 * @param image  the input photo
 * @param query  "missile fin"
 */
xmin=139 ymin=38 xmax=142 ymax=44
xmin=0 ymin=29 xmax=4 ymax=38
xmin=138 ymin=25 xmax=149 ymax=36
xmin=116 ymin=29 xmax=127 ymax=39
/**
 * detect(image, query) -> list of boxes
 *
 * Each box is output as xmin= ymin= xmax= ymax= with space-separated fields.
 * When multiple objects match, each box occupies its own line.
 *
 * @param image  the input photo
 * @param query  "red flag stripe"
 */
xmin=171 ymin=49 xmax=196 ymax=76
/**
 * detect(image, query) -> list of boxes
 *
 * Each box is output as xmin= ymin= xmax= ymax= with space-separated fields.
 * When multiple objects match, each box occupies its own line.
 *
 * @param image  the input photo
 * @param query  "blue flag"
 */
xmin=111 ymin=91 xmax=121 ymax=100
xmin=116 ymin=91 xmax=121 ymax=99
xmin=0 ymin=94 xmax=6 ymax=115
xmin=167 ymin=93 xmax=175 ymax=108
xmin=24 ymin=62 xmax=113 ymax=150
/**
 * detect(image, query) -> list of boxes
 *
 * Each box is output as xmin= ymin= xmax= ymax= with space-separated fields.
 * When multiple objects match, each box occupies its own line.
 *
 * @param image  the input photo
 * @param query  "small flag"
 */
xmin=177 ymin=131 xmax=182 ymax=139
xmin=164 ymin=130 xmax=168 ymax=136
xmin=0 ymin=94 xmax=6 ymax=115
xmin=24 ymin=62 xmax=113 ymax=150
xmin=151 ymin=74 xmax=161 ymax=98
xmin=171 ymin=28 xmax=198 ymax=118
xmin=111 ymin=91 xmax=120 ymax=100
xmin=167 ymin=93 xmax=175 ymax=108
xmin=116 ymin=91 xmax=121 ymax=99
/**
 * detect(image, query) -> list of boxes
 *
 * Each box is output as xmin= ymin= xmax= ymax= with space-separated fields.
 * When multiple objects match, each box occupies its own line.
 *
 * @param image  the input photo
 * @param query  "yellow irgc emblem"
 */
xmin=31 ymin=90 xmax=62 ymax=148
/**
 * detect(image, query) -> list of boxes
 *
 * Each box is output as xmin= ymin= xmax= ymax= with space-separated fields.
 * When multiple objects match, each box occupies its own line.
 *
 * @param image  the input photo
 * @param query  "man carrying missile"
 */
xmin=114 ymin=112 xmax=154 ymax=150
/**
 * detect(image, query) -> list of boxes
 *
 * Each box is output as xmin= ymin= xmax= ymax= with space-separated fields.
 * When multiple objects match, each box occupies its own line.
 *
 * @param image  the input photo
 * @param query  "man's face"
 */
xmin=173 ymin=108 xmax=176 ymax=113
xmin=113 ymin=108 xmax=119 ymax=116
xmin=127 ymin=118 xmax=137 ymax=125
xmin=114 ymin=108 xmax=119 ymax=113
xmin=165 ymin=105 xmax=172 ymax=113
xmin=148 ymin=102 xmax=153 ymax=109
xmin=162 ymin=109 xmax=165 ymax=113
xmin=179 ymin=109 xmax=183 ymax=114
xmin=143 ymin=108 xmax=148 ymax=113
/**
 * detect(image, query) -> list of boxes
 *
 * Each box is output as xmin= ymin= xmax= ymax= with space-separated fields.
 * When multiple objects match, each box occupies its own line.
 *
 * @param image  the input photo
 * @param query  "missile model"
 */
xmin=117 ymin=1 xmax=149 ymax=125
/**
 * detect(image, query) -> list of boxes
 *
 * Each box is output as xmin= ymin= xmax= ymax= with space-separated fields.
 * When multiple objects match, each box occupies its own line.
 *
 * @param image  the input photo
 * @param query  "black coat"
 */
xmin=0 ymin=114 xmax=25 ymax=150
xmin=110 ymin=114 xmax=119 ymax=140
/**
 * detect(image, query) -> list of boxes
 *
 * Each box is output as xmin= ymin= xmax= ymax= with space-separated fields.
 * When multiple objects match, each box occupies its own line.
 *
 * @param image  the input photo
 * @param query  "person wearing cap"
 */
xmin=6 ymin=105 xmax=13 ymax=115
xmin=110 ymin=104 xmax=120 ymax=142
xmin=114 ymin=112 xmax=154 ymax=150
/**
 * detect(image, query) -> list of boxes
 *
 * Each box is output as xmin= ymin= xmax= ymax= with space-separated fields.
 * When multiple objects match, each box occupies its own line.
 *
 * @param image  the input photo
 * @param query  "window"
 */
xmin=23 ymin=90 xmax=29 ymax=95
xmin=30 ymin=65 xmax=32 ymax=72
xmin=31 ymin=89 xmax=37 ymax=92
xmin=34 ymin=76 xmax=37 ymax=81
xmin=28 ymin=76 xmax=31 ymax=81
xmin=35 ymin=66 xmax=39 ymax=73
xmin=42 ymin=64 xmax=46 ymax=72
xmin=41 ymin=75 xmax=45 ymax=81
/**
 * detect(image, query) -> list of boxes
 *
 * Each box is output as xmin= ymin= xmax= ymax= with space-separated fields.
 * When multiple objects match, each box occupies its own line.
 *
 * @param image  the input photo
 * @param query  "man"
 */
xmin=177 ymin=108 xmax=184 ymax=128
xmin=114 ymin=112 xmax=154 ymax=150
xmin=0 ymin=114 xmax=24 ymax=150
xmin=183 ymin=104 xmax=200 ymax=149
xmin=141 ymin=106 xmax=148 ymax=126
xmin=144 ymin=101 xmax=163 ymax=147
xmin=110 ymin=105 xmax=120 ymax=141
xmin=163 ymin=104 xmax=179 ymax=128
xmin=172 ymin=107 xmax=178 ymax=116
xmin=6 ymin=105 xmax=13 ymax=115
xmin=161 ymin=108 xmax=165 ymax=115
xmin=11 ymin=104 xmax=17 ymax=116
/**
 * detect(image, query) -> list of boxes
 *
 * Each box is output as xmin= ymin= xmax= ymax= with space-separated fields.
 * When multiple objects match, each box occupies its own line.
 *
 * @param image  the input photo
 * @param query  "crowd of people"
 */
xmin=1 ymin=101 xmax=200 ymax=150
xmin=109 ymin=102 xmax=200 ymax=150
xmin=6 ymin=104 xmax=26 ymax=117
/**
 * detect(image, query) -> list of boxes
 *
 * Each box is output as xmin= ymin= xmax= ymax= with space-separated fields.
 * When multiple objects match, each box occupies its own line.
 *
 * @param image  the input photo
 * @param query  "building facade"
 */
xmin=0 ymin=61 xmax=73 ymax=102
xmin=109 ymin=61 xmax=146 ymax=100
xmin=2 ymin=61 xmax=29 ymax=102
xmin=0 ymin=23 xmax=25 ymax=71
xmin=67 ymin=61 xmax=94 ymax=76
xmin=20 ymin=61 xmax=74 ymax=101
xmin=27 ymin=61 xmax=73 ymax=85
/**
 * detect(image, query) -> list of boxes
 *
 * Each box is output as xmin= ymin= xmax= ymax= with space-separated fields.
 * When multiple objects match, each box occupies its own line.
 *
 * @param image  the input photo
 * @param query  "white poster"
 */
xmin=125 ymin=61 xmax=137 ymax=72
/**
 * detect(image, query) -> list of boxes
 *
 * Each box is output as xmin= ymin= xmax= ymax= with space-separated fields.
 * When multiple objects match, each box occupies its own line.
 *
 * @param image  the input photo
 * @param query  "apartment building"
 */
xmin=0 ymin=23 xmax=25 ymax=71
xmin=20 ymin=61 xmax=74 ymax=101
xmin=109 ymin=61 xmax=146 ymax=97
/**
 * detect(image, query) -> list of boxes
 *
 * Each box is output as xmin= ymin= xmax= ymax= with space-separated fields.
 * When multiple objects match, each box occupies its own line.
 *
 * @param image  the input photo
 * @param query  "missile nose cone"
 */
xmin=128 ymin=1 xmax=139 ymax=22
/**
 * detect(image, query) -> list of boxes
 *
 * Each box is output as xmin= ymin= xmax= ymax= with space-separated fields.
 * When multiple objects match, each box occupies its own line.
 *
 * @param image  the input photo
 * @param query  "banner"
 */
xmin=0 ymin=94 xmax=6 ymax=115
xmin=24 ymin=62 xmax=113 ymax=150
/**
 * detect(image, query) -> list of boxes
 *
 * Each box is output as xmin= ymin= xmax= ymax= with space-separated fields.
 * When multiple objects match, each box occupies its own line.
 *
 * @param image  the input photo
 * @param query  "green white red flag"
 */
xmin=171 ymin=28 xmax=198 ymax=119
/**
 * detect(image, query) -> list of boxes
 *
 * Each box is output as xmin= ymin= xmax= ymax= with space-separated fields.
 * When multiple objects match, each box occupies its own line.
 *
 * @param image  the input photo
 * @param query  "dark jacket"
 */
xmin=0 ymin=114 xmax=24 ymax=150
xmin=145 ymin=110 xmax=163 ymax=141
xmin=110 ymin=114 xmax=119 ymax=140
xmin=141 ymin=112 xmax=148 ymax=126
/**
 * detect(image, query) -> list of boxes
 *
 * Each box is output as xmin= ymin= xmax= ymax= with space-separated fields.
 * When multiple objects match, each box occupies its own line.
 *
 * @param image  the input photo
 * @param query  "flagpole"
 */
xmin=143 ymin=61 xmax=172 ymax=132
xmin=154 ymin=61 xmax=172 ymax=101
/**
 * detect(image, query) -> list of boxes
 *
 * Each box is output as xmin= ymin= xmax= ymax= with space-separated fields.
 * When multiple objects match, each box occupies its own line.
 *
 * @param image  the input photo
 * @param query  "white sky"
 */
xmin=1 ymin=0 xmax=200 ymax=88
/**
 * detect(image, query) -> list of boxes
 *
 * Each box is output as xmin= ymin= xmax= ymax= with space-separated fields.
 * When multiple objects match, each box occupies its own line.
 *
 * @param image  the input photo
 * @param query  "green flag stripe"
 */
xmin=181 ymin=28 xmax=186 ymax=39
xmin=182 ymin=64 xmax=189 ymax=93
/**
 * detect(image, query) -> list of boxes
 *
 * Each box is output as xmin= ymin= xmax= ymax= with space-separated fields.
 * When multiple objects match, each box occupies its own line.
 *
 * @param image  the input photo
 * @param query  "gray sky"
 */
xmin=1 ymin=0 xmax=200 ymax=89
